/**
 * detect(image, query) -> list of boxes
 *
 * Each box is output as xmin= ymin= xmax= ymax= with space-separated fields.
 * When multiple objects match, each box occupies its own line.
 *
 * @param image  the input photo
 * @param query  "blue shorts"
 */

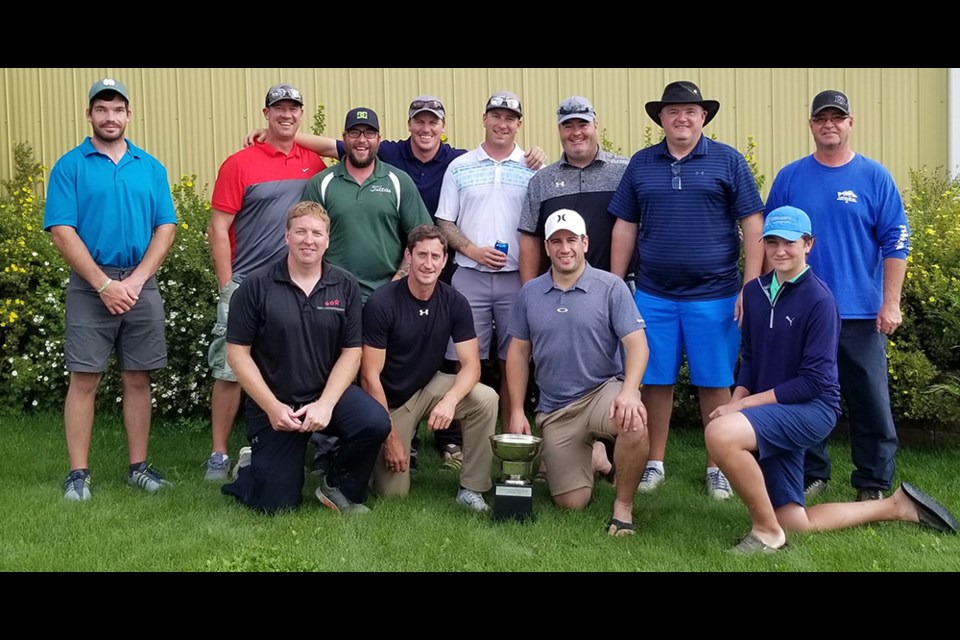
xmin=742 ymin=399 xmax=838 ymax=508
xmin=633 ymin=290 xmax=739 ymax=387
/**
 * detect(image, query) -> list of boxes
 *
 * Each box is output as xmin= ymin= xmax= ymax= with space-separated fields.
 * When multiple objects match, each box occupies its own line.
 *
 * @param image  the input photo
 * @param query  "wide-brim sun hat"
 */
xmin=645 ymin=81 xmax=720 ymax=127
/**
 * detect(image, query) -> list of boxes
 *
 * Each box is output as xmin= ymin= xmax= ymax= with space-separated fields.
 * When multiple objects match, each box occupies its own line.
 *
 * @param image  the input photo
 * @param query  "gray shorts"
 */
xmin=446 ymin=267 xmax=520 ymax=362
xmin=64 ymin=268 xmax=168 ymax=373
xmin=208 ymin=279 xmax=240 ymax=382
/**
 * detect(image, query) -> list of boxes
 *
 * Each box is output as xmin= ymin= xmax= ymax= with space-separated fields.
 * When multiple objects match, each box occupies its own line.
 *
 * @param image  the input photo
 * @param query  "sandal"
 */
xmin=440 ymin=443 xmax=463 ymax=471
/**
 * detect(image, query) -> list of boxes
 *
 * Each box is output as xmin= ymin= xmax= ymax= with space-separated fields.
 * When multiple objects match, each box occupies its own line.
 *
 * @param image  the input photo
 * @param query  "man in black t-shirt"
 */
xmin=361 ymin=225 xmax=497 ymax=512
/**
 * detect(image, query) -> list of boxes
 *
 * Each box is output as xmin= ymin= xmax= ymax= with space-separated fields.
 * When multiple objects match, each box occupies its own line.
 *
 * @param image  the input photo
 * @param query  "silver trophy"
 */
xmin=490 ymin=434 xmax=543 ymax=522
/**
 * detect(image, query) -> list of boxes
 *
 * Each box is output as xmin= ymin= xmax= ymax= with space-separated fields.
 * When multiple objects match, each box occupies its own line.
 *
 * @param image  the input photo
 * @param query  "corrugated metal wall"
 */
xmin=0 ymin=68 xmax=948 ymax=199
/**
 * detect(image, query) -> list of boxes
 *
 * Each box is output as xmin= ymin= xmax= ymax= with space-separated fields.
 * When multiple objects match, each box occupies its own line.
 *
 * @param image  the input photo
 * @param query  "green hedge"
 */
xmin=1 ymin=142 xmax=958 ymax=427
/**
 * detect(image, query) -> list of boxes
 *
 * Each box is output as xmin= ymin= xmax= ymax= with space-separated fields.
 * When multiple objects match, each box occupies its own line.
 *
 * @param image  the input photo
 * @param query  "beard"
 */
xmin=92 ymin=122 xmax=127 ymax=144
xmin=348 ymin=147 xmax=376 ymax=169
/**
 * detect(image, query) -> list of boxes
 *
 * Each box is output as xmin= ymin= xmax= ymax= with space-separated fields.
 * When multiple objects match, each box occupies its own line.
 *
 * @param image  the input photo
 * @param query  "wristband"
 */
xmin=97 ymin=278 xmax=113 ymax=294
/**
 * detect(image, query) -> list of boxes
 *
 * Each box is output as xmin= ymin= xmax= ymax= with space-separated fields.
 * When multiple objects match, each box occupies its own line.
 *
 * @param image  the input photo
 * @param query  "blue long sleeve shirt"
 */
xmin=737 ymin=269 xmax=842 ymax=415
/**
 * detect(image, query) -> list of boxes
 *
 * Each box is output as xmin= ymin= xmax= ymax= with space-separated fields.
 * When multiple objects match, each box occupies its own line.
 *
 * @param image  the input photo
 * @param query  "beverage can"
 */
xmin=495 ymin=241 xmax=509 ymax=255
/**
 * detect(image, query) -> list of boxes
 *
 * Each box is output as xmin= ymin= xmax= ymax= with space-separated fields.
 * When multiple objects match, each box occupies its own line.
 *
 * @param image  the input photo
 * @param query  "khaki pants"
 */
xmin=372 ymin=373 xmax=497 ymax=496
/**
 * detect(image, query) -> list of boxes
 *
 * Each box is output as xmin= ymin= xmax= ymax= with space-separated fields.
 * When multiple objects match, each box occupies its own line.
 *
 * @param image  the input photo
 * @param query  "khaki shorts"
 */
xmin=535 ymin=378 xmax=621 ymax=497
xmin=208 ymin=280 xmax=239 ymax=382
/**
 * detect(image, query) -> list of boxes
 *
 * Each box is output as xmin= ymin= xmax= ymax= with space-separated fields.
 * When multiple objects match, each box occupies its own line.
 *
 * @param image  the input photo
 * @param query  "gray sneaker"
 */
xmin=456 ymin=488 xmax=490 ymax=513
xmin=232 ymin=446 xmax=252 ymax=479
xmin=204 ymin=451 xmax=230 ymax=481
xmin=637 ymin=466 xmax=665 ymax=494
xmin=64 ymin=470 xmax=91 ymax=502
xmin=128 ymin=463 xmax=173 ymax=493
xmin=804 ymin=479 xmax=829 ymax=498
xmin=316 ymin=477 xmax=370 ymax=515
xmin=706 ymin=469 xmax=733 ymax=501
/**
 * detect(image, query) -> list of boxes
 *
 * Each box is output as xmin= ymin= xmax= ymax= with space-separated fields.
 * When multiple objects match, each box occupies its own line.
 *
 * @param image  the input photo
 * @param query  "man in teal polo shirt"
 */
xmin=44 ymin=78 xmax=178 ymax=502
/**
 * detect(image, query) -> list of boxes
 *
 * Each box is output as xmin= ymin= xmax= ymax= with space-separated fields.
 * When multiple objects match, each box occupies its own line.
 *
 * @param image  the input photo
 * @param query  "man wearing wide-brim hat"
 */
xmin=610 ymin=80 xmax=764 ymax=502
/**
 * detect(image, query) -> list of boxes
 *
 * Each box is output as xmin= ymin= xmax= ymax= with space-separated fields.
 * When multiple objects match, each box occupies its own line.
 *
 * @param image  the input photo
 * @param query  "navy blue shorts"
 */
xmin=742 ymin=399 xmax=837 ymax=508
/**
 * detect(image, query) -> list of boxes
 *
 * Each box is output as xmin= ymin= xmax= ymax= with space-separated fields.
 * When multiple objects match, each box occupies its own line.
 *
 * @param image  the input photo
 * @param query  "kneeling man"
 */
xmin=506 ymin=210 xmax=650 ymax=536
xmin=362 ymin=224 xmax=497 ymax=512
xmin=222 ymin=201 xmax=390 ymax=515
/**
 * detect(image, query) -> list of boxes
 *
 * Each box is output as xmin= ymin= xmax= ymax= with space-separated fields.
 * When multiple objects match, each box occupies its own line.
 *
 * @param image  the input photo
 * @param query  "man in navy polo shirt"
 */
xmin=610 ymin=81 xmax=764 ymax=501
xmin=221 ymin=201 xmax=390 ymax=515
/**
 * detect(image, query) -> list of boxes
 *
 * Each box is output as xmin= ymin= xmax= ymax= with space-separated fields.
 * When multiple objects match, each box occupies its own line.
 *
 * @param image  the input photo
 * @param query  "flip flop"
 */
xmin=728 ymin=531 xmax=788 ymax=555
xmin=607 ymin=518 xmax=636 ymax=537
xmin=902 ymin=482 xmax=959 ymax=534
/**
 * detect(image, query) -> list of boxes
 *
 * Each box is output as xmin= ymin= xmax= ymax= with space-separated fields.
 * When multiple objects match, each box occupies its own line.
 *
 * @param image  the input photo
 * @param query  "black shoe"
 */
xmin=856 ymin=488 xmax=883 ymax=502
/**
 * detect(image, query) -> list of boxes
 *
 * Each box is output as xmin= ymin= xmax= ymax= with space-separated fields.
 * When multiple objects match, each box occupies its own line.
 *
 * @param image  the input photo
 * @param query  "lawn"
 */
xmin=2 ymin=412 xmax=958 ymax=572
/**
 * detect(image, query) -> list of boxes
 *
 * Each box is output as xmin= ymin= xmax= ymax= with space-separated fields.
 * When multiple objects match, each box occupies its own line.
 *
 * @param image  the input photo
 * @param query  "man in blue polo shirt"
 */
xmin=610 ymin=81 xmax=764 ymax=501
xmin=44 ymin=78 xmax=178 ymax=502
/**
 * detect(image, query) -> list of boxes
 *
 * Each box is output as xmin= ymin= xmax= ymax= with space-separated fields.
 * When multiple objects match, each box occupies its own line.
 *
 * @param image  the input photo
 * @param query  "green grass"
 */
xmin=2 ymin=412 xmax=959 ymax=572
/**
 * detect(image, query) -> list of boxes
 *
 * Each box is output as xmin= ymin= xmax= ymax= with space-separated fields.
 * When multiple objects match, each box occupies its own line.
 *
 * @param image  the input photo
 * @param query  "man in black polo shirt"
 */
xmin=221 ymin=201 xmax=390 ymax=515
xmin=361 ymin=225 xmax=498 ymax=512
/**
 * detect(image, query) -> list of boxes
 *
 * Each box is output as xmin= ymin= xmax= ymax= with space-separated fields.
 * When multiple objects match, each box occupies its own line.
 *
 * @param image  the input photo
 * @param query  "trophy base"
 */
xmin=492 ymin=482 xmax=534 ymax=523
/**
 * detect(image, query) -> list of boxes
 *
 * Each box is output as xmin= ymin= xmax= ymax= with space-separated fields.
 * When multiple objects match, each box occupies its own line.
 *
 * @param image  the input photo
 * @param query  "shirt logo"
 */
xmin=302 ymin=167 xmax=310 ymax=173
xmin=837 ymin=190 xmax=859 ymax=204
xmin=371 ymin=185 xmax=393 ymax=194
xmin=557 ymin=307 xmax=569 ymax=314
xmin=419 ymin=309 xmax=429 ymax=317
xmin=555 ymin=181 xmax=565 ymax=188
xmin=785 ymin=315 xmax=795 ymax=327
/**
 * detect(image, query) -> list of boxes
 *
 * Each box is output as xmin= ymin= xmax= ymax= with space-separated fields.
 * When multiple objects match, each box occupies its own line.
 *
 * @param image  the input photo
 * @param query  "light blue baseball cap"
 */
xmin=762 ymin=206 xmax=813 ymax=241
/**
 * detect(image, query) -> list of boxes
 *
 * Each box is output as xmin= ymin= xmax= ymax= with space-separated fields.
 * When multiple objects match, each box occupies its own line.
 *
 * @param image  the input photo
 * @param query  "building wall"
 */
xmin=0 ymin=68 xmax=948 ymax=199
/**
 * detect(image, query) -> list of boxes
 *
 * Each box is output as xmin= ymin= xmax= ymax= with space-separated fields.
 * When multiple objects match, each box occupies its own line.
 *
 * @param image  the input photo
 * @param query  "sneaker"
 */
xmin=204 ymin=451 xmax=230 ymax=481
xmin=308 ymin=454 xmax=330 ymax=478
xmin=856 ymin=488 xmax=884 ymax=502
xmin=804 ymin=479 xmax=829 ymax=498
xmin=63 ymin=470 xmax=91 ymax=502
xmin=637 ymin=466 xmax=665 ymax=494
xmin=706 ymin=469 xmax=733 ymax=500
xmin=316 ymin=477 xmax=370 ymax=515
xmin=128 ymin=463 xmax=174 ymax=493
xmin=456 ymin=488 xmax=490 ymax=513
xmin=232 ymin=446 xmax=252 ymax=479
xmin=440 ymin=444 xmax=464 ymax=472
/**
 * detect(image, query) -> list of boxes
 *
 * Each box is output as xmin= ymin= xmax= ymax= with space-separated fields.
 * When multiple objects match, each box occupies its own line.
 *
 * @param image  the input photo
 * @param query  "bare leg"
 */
xmin=64 ymin=372 xmax=102 ymax=470
xmin=698 ymin=386 xmax=732 ymax=468
xmin=592 ymin=441 xmax=613 ymax=477
xmin=121 ymin=370 xmax=153 ymax=464
xmin=609 ymin=427 xmax=650 ymax=528
xmin=553 ymin=487 xmax=592 ymax=511
xmin=211 ymin=378 xmax=242 ymax=454
xmin=777 ymin=486 xmax=918 ymax=533
xmin=705 ymin=412 xmax=786 ymax=548
xmin=643 ymin=384 xmax=674 ymax=463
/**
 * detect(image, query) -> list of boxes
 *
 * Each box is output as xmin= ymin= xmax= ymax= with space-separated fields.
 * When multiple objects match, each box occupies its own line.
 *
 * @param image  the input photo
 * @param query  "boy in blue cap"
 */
xmin=704 ymin=206 xmax=957 ymax=553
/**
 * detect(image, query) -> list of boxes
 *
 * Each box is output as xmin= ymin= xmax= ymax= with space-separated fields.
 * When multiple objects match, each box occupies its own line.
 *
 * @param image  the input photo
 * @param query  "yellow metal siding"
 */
xmin=0 ymin=68 xmax=949 ymax=200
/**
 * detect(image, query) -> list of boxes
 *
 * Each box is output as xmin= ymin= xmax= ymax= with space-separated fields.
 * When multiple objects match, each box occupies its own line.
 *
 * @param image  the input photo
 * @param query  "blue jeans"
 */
xmin=223 ymin=385 xmax=390 ymax=514
xmin=804 ymin=320 xmax=898 ymax=491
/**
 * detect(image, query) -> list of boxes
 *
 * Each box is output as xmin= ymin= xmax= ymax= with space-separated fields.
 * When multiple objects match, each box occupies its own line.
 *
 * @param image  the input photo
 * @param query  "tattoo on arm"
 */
xmin=438 ymin=221 xmax=473 ymax=253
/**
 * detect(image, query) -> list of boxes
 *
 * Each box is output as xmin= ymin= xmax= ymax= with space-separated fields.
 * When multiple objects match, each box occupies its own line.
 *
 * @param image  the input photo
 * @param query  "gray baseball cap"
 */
xmin=89 ymin=78 xmax=130 ymax=104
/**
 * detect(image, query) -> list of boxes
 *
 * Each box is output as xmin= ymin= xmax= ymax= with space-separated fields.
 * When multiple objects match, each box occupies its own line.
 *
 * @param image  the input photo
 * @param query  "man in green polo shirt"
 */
xmin=302 ymin=107 xmax=432 ymax=301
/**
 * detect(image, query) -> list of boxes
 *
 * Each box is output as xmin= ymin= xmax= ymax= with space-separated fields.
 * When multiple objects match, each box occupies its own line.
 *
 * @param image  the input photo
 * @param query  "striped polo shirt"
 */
xmin=609 ymin=136 xmax=763 ymax=301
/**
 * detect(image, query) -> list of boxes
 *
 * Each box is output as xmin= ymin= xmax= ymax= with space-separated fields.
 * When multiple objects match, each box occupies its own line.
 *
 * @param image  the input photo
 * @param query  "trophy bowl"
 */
xmin=490 ymin=434 xmax=543 ymax=462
